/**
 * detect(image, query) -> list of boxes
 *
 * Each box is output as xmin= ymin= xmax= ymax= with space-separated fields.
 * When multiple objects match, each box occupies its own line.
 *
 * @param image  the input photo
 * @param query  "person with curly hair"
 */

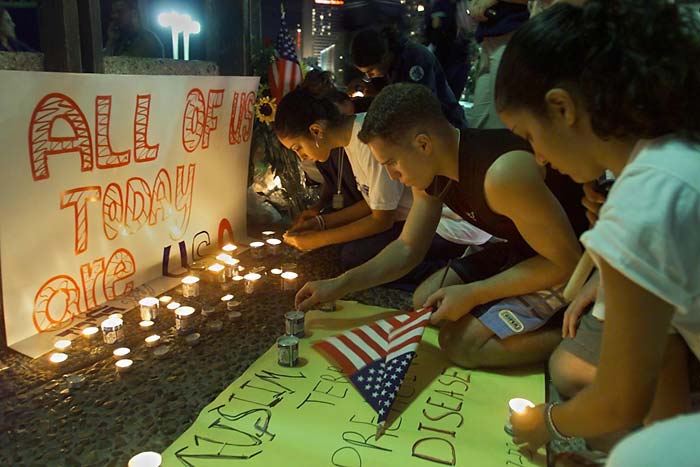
xmin=496 ymin=1 xmax=700 ymax=463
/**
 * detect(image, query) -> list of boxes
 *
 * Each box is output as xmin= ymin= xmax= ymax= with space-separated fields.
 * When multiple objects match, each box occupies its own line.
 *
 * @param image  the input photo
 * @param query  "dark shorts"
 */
xmin=558 ymin=308 xmax=603 ymax=366
xmin=449 ymin=240 xmax=567 ymax=339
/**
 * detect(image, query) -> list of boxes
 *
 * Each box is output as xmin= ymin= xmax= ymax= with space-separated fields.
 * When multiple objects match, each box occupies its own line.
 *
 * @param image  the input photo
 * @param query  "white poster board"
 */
xmin=0 ymin=71 xmax=258 ymax=357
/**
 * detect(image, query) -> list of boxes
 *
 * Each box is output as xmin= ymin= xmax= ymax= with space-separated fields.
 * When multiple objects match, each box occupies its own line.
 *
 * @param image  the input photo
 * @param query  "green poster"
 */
xmin=163 ymin=301 xmax=545 ymax=466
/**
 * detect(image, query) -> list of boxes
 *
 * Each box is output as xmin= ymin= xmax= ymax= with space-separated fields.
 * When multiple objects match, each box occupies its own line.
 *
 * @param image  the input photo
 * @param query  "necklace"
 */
xmin=332 ymin=148 xmax=345 ymax=210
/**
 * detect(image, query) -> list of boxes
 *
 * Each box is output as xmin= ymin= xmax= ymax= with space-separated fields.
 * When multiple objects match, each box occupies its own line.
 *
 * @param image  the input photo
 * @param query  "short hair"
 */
xmin=496 ymin=0 xmax=700 ymax=142
xmin=350 ymin=26 xmax=400 ymax=68
xmin=358 ymin=83 xmax=446 ymax=146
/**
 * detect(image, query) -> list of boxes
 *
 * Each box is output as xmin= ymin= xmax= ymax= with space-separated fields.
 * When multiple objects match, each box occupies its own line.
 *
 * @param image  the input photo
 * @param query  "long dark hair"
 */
xmin=274 ymin=71 xmax=347 ymax=139
xmin=495 ymin=0 xmax=700 ymax=142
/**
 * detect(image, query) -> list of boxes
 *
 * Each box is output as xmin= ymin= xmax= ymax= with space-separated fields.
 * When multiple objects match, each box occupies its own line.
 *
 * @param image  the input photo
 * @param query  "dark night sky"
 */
xmin=261 ymin=0 xmax=303 ymax=42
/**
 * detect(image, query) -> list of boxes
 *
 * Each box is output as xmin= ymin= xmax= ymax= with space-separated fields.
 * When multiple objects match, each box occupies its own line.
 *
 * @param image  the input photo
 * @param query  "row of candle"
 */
xmin=180 ymin=268 xmax=298 ymax=297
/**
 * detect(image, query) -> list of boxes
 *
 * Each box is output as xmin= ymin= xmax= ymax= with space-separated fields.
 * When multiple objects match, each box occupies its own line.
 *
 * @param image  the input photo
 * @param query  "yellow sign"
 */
xmin=163 ymin=301 xmax=545 ymax=466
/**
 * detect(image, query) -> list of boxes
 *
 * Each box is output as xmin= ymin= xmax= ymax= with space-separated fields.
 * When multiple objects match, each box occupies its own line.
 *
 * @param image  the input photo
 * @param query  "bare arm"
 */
xmin=294 ymin=188 xmax=443 ymax=309
xmin=474 ymin=151 xmax=581 ymax=303
xmin=552 ymin=257 xmax=674 ymax=437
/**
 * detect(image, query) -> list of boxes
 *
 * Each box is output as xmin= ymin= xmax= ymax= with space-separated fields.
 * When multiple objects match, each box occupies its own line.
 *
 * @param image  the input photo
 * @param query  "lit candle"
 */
xmin=53 ymin=339 xmax=71 ymax=351
xmin=505 ymin=398 xmax=535 ymax=435
xmin=139 ymin=320 xmax=155 ymax=330
xmin=166 ymin=301 xmax=180 ymax=310
xmin=128 ymin=451 xmax=162 ymax=467
xmin=189 ymin=260 xmax=207 ymax=278
xmin=224 ymin=258 xmax=241 ymax=279
xmin=270 ymin=268 xmax=283 ymax=276
xmin=207 ymin=263 xmax=227 ymax=283
xmin=113 ymin=347 xmax=131 ymax=358
xmin=175 ymin=306 xmax=196 ymax=335
xmin=266 ymin=238 xmax=282 ymax=255
xmin=139 ymin=297 xmax=160 ymax=321
xmin=115 ymin=358 xmax=133 ymax=373
xmin=145 ymin=334 xmax=161 ymax=347
xmin=159 ymin=296 xmax=172 ymax=305
xmin=509 ymin=398 xmax=535 ymax=415
xmin=49 ymin=352 xmax=68 ymax=364
xmin=109 ymin=313 xmax=123 ymax=320
xmin=221 ymin=294 xmax=234 ymax=302
xmin=243 ymin=273 xmax=261 ymax=294
xmin=249 ymin=241 xmax=265 ymax=259
xmin=181 ymin=276 xmax=200 ymax=298
xmin=261 ymin=230 xmax=275 ymax=238
xmin=82 ymin=326 xmax=99 ymax=339
xmin=100 ymin=317 xmax=125 ymax=345
xmin=281 ymin=271 xmax=299 ymax=292
xmin=222 ymin=243 xmax=237 ymax=256
xmin=232 ymin=274 xmax=244 ymax=285
xmin=216 ymin=253 xmax=233 ymax=263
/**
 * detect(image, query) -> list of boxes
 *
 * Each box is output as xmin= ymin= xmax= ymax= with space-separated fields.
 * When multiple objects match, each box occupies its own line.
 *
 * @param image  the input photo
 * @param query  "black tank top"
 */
xmin=427 ymin=129 xmax=588 ymax=258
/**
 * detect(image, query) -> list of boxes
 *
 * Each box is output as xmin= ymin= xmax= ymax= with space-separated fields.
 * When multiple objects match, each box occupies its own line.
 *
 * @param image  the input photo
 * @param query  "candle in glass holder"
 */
xmin=270 ymin=268 xmax=283 ymax=276
xmin=249 ymin=241 xmax=265 ymax=259
xmin=109 ymin=313 xmax=123 ymax=320
xmin=101 ymin=317 xmax=125 ymax=344
xmin=221 ymin=294 xmax=234 ymax=302
xmin=181 ymin=276 xmax=200 ymax=298
xmin=82 ymin=326 xmax=99 ymax=339
xmin=145 ymin=334 xmax=161 ymax=347
xmin=139 ymin=320 xmax=155 ymax=330
xmin=139 ymin=297 xmax=160 ymax=321
xmin=266 ymin=238 xmax=282 ymax=255
xmin=505 ymin=398 xmax=535 ymax=435
xmin=49 ymin=352 xmax=68 ymax=364
xmin=244 ymin=273 xmax=261 ymax=294
xmin=113 ymin=347 xmax=131 ymax=359
xmin=223 ymin=258 xmax=241 ymax=279
xmin=207 ymin=263 xmax=227 ymax=283
xmin=222 ymin=243 xmax=237 ymax=256
xmin=261 ymin=230 xmax=276 ymax=238
xmin=159 ymin=296 xmax=172 ymax=305
xmin=175 ymin=306 xmax=196 ymax=335
xmin=115 ymin=358 xmax=133 ymax=373
xmin=166 ymin=301 xmax=180 ymax=310
xmin=281 ymin=271 xmax=299 ymax=292
xmin=216 ymin=253 xmax=233 ymax=263
xmin=53 ymin=339 xmax=71 ymax=351
xmin=232 ymin=274 xmax=244 ymax=286
xmin=189 ymin=260 xmax=207 ymax=279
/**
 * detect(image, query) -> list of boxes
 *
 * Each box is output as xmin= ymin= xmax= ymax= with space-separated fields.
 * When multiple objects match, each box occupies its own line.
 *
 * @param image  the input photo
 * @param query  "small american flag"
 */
xmin=269 ymin=7 xmax=302 ymax=103
xmin=313 ymin=308 xmax=433 ymax=435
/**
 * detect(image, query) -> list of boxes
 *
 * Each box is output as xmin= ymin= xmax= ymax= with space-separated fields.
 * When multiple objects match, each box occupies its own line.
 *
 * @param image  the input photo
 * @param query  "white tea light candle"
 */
xmin=166 ymin=301 xmax=180 ymax=310
xmin=139 ymin=297 xmax=159 ymax=321
xmin=82 ymin=326 xmax=99 ymax=339
xmin=49 ymin=352 xmax=68 ymax=364
xmin=243 ymin=273 xmax=261 ymax=294
xmin=145 ymin=335 xmax=161 ymax=347
xmin=509 ymin=398 xmax=535 ymax=414
xmin=53 ymin=339 xmax=71 ymax=351
xmin=175 ymin=306 xmax=196 ymax=335
xmin=208 ymin=263 xmax=226 ymax=283
xmin=109 ymin=313 xmax=123 ymax=320
xmin=270 ymin=268 xmax=282 ymax=276
xmin=181 ymin=276 xmax=200 ymax=298
xmin=222 ymin=243 xmax=237 ymax=255
xmin=128 ymin=451 xmax=162 ymax=467
xmin=281 ymin=271 xmax=299 ymax=292
xmin=115 ymin=359 xmax=133 ymax=373
xmin=113 ymin=347 xmax=131 ymax=358
xmin=249 ymin=241 xmax=265 ymax=259
xmin=261 ymin=230 xmax=275 ymax=237
xmin=139 ymin=320 xmax=155 ymax=330
xmin=266 ymin=238 xmax=282 ymax=255
xmin=159 ymin=296 xmax=172 ymax=305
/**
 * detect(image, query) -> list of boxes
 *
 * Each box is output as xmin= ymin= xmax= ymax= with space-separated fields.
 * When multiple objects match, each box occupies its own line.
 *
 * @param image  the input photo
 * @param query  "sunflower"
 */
xmin=255 ymin=96 xmax=277 ymax=125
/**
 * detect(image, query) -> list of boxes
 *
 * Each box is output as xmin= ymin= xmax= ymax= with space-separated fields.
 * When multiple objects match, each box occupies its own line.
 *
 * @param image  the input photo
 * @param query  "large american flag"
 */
xmin=269 ymin=8 xmax=302 ymax=103
xmin=313 ymin=308 xmax=433 ymax=430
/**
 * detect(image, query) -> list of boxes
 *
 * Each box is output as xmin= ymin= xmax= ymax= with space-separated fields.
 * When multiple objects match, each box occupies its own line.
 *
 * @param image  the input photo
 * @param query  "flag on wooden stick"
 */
xmin=313 ymin=307 xmax=433 ymax=439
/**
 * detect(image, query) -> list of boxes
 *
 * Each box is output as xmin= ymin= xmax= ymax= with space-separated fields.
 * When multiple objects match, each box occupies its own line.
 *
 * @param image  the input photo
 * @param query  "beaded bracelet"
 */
xmin=544 ymin=402 xmax=576 ymax=443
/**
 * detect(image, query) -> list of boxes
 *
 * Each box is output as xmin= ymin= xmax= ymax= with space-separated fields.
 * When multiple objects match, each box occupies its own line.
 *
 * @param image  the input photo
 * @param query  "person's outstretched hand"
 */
xmin=562 ymin=272 xmax=599 ymax=338
xmin=295 ymin=278 xmax=345 ymax=311
xmin=423 ymin=284 xmax=479 ymax=324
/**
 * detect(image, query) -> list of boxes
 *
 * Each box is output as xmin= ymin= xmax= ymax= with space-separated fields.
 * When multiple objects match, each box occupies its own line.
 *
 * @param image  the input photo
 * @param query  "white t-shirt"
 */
xmin=345 ymin=113 xmax=413 ymax=220
xmin=581 ymin=136 xmax=700 ymax=360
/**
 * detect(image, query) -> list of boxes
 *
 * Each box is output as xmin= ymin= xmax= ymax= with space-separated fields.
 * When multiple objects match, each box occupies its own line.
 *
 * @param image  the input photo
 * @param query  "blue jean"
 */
xmin=340 ymin=221 xmax=466 ymax=291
